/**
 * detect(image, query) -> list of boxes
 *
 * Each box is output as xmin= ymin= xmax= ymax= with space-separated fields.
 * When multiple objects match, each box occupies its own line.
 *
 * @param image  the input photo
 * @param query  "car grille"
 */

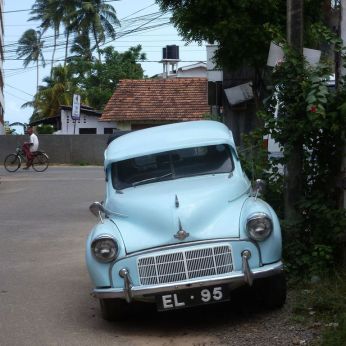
xmin=137 ymin=245 xmax=233 ymax=285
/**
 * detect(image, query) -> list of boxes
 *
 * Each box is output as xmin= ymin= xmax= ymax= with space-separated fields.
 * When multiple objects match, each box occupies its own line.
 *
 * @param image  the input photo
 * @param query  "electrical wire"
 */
xmin=3 ymin=2 xmax=204 ymax=81
xmin=5 ymin=83 xmax=35 ymax=97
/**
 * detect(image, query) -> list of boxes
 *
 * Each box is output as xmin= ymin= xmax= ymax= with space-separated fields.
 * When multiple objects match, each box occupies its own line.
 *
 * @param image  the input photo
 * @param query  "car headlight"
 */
xmin=246 ymin=213 xmax=273 ymax=241
xmin=91 ymin=236 xmax=118 ymax=263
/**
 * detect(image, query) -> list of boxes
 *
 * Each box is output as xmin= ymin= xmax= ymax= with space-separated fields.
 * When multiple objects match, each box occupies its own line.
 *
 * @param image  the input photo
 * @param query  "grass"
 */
xmin=291 ymin=270 xmax=346 ymax=345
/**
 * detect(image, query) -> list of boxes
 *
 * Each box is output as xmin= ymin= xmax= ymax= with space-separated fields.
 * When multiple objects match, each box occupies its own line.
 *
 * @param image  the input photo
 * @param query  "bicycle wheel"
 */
xmin=32 ymin=153 xmax=49 ymax=172
xmin=4 ymin=154 xmax=21 ymax=172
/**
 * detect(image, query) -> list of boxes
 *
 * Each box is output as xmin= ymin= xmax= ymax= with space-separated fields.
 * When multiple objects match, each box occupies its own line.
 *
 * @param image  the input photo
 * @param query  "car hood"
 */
xmin=106 ymin=174 xmax=250 ymax=254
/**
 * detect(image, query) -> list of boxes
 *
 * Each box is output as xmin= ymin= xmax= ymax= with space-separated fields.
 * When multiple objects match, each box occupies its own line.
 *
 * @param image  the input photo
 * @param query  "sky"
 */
xmin=3 ymin=0 xmax=207 ymax=133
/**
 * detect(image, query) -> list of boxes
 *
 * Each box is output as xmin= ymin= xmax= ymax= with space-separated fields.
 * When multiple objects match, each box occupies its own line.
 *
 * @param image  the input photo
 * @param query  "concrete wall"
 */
xmin=0 ymin=134 xmax=114 ymax=165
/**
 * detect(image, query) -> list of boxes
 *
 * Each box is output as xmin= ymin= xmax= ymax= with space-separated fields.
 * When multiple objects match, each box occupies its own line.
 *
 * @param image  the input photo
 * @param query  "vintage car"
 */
xmin=86 ymin=120 xmax=286 ymax=320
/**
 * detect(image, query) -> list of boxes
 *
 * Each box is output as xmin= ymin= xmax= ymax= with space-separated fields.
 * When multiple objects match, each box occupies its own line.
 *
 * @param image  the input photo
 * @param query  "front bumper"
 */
xmin=93 ymin=259 xmax=284 ymax=301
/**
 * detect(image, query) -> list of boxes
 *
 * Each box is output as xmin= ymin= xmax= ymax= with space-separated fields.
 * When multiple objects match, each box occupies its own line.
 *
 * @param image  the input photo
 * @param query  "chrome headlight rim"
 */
xmin=246 ymin=212 xmax=273 ymax=241
xmin=91 ymin=235 xmax=119 ymax=263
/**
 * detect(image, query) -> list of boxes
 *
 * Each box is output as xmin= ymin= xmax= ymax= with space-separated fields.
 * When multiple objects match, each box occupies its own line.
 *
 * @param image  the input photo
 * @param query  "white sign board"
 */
xmin=267 ymin=42 xmax=321 ymax=67
xmin=224 ymin=82 xmax=253 ymax=106
xmin=72 ymin=94 xmax=81 ymax=120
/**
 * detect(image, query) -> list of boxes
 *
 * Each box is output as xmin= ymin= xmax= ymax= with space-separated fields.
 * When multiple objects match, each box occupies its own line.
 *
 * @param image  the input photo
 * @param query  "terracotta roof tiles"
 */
xmin=100 ymin=78 xmax=210 ymax=122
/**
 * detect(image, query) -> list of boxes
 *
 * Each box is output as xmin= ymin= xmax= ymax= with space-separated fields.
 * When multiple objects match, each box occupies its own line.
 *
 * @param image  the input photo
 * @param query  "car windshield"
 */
xmin=111 ymin=144 xmax=234 ymax=190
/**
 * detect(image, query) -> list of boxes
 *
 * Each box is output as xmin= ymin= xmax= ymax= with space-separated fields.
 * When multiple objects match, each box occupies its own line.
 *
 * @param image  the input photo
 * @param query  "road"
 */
xmin=0 ymin=166 xmax=317 ymax=346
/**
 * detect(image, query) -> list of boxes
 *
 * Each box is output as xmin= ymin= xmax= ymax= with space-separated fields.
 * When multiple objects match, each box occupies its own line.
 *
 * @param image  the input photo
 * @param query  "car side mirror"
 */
xmin=89 ymin=201 xmax=105 ymax=223
xmin=254 ymin=179 xmax=266 ymax=199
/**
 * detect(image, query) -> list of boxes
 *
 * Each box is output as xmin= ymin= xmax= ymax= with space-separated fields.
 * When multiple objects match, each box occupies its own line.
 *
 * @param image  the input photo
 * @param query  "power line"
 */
xmin=3 ymin=0 xmax=121 ymax=14
xmin=4 ymin=89 xmax=30 ymax=102
xmin=5 ymin=83 xmax=35 ymax=97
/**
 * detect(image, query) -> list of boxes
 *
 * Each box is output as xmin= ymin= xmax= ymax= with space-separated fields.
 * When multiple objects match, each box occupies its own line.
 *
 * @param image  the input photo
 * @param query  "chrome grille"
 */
xmin=137 ymin=245 xmax=232 ymax=285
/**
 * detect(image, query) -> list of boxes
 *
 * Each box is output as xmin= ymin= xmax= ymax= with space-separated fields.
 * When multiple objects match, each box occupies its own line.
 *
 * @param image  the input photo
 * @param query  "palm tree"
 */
xmin=30 ymin=0 xmax=79 ymax=67
xmin=74 ymin=0 xmax=120 ymax=61
xmin=70 ymin=30 xmax=94 ymax=61
xmin=23 ymin=65 xmax=85 ymax=120
xmin=17 ymin=29 xmax=45 ymax=91
xmin=29 ymin=0 xmax=57 ymax=72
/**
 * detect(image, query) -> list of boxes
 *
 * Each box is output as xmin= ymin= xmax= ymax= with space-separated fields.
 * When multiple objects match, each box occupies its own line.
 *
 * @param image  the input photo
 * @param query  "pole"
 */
xmin=284 ymin=0 xmax=304 ymax=222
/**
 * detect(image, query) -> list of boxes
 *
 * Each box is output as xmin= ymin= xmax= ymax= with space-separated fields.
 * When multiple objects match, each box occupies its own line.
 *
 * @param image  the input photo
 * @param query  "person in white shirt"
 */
xmin=22 ymin=127 xmax=39 ymax=169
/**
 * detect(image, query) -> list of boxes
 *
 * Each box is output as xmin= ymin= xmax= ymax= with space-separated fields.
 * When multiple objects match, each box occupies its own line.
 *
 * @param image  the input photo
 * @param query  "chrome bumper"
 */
xmin=93 ymin=259 xmax=284 ymax=301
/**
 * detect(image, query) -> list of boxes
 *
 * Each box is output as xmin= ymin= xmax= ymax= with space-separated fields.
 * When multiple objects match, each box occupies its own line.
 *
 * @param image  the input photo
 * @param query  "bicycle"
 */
xmin=4 ymin=146 xmax=49 ymax=172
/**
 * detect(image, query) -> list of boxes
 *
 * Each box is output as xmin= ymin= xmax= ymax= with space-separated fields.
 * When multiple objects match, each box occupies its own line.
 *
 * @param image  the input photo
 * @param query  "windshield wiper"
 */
xmin=132 ymin=172 xmax=173 ymax=187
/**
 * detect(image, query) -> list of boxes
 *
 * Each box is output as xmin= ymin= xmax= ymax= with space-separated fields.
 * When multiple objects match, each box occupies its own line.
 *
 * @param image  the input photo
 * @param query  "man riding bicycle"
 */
xmin=22 ymin=126 xmax=39 ymax=169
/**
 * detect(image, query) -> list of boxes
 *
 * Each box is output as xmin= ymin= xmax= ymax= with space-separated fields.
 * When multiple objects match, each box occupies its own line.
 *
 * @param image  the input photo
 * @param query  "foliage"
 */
xmin=36 ymin=125 xmax=55 ymax=134
xmin=16 ymin=29 xmax=45 ymax=90
xmin=72 ymin=0 xmax=120 ymax=60
xmin=28 ymin=0 xmax=119 ymax=65
xmin=239 ymin=130 xmax=285 ymax=218
xmin=255 ymin=40 xmax=346 ymax=275
xmin=69 ymin=45 xmax=146 ymax=110
xmin=156 ymin=0 xmax=326 ymax=71
xmin=16 ymin=29 xmax=45 ymax=68
xmin=29 ymin=0 xmax=78 ymax=68
xmin=292 ymin=272 xmax=346 ymax=345
xmin=5 ymin=128 xmax=17 ymax=135
xmin=24 ymin=65 xmax=82 ymax=121
xmin=24 ymin=46 xmax=145 ymax=119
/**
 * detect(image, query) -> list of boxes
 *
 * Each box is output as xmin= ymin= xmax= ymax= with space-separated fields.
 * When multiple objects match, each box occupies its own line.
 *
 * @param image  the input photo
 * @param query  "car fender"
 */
xmin=86 ymin=219 xmax=125 ymax=288
xmin=240 ymin=197 xmax=282 ymax=264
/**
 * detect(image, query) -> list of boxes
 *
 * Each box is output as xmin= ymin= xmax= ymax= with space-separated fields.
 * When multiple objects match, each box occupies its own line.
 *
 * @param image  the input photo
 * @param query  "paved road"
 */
xmin=0 ymin=166 xmax=315 ymax=346
xmin=0 ymin=166 xmax=224 ymax=346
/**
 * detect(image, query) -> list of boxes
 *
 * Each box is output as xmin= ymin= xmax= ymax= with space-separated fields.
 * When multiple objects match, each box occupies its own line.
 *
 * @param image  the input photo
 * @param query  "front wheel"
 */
xmin=32 ymin=153 xmax=49 ymax=172
xmin=99 ymin=298 xmax=131 ymax=321
xmin=4 ymin=154 xmax=21 ymax=172
xmin=253 ymin=272 xmax=287 ymax=309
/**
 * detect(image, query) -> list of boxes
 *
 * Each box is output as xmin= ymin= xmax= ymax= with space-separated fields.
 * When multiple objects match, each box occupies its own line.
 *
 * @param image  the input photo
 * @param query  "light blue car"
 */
xmin=86 ymin=120 xmax=286 ymax=320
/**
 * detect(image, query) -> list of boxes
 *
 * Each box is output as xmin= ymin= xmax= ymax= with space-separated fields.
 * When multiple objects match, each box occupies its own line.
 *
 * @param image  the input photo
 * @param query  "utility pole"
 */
xmin=285 ymin=0 xmax=304 ymax=222
xmin=340 ymin=0 xmax=346 ymax=211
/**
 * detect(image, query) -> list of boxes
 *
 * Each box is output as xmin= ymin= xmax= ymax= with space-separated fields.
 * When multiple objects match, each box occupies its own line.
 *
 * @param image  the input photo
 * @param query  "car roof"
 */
xmin=104 ymin=120 xmax=237 ymax=166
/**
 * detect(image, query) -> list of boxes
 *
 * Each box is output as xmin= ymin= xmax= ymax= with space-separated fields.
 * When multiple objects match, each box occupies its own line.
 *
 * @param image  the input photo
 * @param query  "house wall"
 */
xmin=60 ymin=109 xmax=117 ymax=134
xmin=177 ymin=67 xmax=207 ymax=78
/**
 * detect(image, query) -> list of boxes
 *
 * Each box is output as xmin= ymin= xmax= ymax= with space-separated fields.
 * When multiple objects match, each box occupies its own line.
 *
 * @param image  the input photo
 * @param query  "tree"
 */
xmin=157 ymin=0 xmax=286 ymax=71
xmin=24 ymin=65 xmax=81 ymax=121
xmin=29 ymin=0 xmax=59 ymax=72
xmin=24 ymin=46 xmax=146 ymax=120
xmin=157 ymin=0 xmax=346 ymax=273
xmin=70 ymin=30 xmax=94 ymax=61
xmin=69 ymin=45 xmax=146 ymax=110
xmin=73 ymin=0 xmax=120 ymax=61
xmin=29 ymin=0 xmax=79 ymax=68
xmin=16 ymin=29 xmax=45 ymax=91
xmin=157 ymin=0 xmax=325 ymax=71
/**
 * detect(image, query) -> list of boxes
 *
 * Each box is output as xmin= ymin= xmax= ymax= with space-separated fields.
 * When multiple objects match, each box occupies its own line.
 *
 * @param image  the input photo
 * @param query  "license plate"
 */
xmin=156 ymin=285 xmax=229 ymax=311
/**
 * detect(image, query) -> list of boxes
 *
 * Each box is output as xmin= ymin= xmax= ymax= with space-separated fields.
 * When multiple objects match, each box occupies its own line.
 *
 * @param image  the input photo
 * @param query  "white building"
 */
xmin=177 ymin=62 xmax=207 ymax=78
xmin=30 ymin=105 xmax=117 ymax=135
xmin=58 ymin=105 xmax=116 ymax=134
xmin=0 ymin=0 xmax=5 ymax=135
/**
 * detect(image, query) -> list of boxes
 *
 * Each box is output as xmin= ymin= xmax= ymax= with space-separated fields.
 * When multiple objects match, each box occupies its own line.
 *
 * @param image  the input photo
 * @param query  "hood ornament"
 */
xmin=174 ymin=218 xmax=189 ymax=240
xmin=175 ymin=194 xmax=179 ymax=208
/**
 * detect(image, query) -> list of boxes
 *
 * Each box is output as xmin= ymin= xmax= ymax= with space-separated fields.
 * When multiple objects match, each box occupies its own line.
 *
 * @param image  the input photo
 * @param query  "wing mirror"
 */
xmin=89 ymin=201 xmax=105 ymax=223
xmin=253 ymin=179 xmax=266 ymax=199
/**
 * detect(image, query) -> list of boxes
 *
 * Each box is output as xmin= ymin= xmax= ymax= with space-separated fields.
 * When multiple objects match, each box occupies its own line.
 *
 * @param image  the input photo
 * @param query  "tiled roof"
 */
xmin=100 ymin=78 xmax=210 ymax=122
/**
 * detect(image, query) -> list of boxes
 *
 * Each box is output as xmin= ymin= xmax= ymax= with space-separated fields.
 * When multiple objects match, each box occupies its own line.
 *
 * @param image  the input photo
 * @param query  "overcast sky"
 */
xmin=4 ymin=0 xmax=206 ymax=133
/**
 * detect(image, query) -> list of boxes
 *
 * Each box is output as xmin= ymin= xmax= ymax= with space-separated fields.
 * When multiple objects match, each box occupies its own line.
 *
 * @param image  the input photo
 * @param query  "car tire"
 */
xmin=99 ymin=298 xmax=131 ymax=321
xmin=253 ymin=272 xmax=287 ymax=309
